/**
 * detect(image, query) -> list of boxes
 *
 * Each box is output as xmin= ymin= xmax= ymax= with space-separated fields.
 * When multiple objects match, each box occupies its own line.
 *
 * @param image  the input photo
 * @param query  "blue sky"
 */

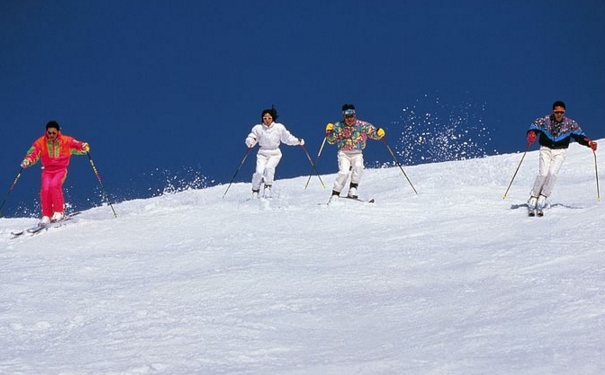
xmin=1 ymin=0 xmax=604 ymax=216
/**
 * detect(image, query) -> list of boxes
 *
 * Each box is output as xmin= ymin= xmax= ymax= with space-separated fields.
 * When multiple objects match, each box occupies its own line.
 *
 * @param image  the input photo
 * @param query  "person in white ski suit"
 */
xmin=325 ymin=104 xmax=385 ymax=201
xmin=526 ymin=100 xmax=597 ymax=210
xmin=245 ymin=108 xmax=304 ymax=198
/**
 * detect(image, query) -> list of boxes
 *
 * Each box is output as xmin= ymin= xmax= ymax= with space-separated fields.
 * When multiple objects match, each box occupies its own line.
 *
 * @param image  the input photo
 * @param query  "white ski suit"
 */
xmin=245 ymin=122 xmax=301 ymax=191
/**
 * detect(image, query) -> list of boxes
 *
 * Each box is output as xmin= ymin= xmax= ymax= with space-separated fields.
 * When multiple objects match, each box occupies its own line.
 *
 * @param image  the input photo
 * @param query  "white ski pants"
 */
xmin=252 ymin=148 xmax=282 ymax=190
xmin=530 ymin=146 xmax=567 ymax=198
xmin=332 ymin=150 xmax=364 ymax=193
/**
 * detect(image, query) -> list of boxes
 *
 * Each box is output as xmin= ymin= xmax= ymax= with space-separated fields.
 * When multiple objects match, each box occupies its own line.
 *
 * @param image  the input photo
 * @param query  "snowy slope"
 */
xmin=1 ymin=141 xmax=604 ymax=375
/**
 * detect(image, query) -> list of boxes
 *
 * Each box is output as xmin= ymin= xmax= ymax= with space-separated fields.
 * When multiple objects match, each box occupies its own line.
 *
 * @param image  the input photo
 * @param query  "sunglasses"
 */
xmin=47 ymin=131 xmax=57 ymax=135
xmin=553 ymin=111 xmax=565 ymax=114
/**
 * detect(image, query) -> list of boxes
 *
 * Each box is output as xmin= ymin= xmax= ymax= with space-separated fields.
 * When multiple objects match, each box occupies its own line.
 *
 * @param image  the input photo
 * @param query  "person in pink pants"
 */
xmin=20 ymin=120 xmax=90 ymax=225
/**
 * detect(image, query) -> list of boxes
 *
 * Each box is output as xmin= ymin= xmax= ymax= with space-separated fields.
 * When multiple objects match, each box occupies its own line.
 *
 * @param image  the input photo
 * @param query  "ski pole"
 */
xmin=304 ymin=136 xmax=327 ymax=189
xmin=222 ymin=147 xmax=253 ymax=198
xmin=382 ymin=138 xmax=418 ymax=194
xmin=87 ymin=152 xmax=117 ymax=218
xmin=300 ymin=143 xmax=326 ymax=189
xmin=593 ymin=149 xmax=600 ymax=200
xmin=0 ymin=167 xmax=23 ymax=217
xmin=502 ymin=141 xmax=531 ymax=199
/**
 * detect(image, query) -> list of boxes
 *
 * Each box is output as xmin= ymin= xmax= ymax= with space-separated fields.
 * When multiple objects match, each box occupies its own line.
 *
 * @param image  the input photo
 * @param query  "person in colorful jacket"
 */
xmin=20 ymin=120 xmax=90 ymax=224
xmin=245 ymin=107 xmax=304 ymax=199
xmin=526 ymin=100 xmax=597 ymax=211
xmin=325 ymin=104 xmax=385 ymax=201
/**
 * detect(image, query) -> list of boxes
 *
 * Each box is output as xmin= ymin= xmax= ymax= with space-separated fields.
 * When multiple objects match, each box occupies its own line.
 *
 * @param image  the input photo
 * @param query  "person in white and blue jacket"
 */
xmin=526 ymin=100 xmax=597 ymax=210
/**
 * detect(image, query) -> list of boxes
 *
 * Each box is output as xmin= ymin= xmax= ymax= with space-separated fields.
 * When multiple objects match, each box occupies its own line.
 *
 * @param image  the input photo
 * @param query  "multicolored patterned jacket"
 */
xmin=23 ymin=131 xmax=88 ymax=171
xmin=326 ymin=119 xmax=381 ymax=151
xmin=528 ymin=114 xmax=590 ymax=149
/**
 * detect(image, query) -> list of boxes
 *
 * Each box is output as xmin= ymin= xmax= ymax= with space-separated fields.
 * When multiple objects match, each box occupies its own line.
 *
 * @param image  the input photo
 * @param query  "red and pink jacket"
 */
xmin=23 ymin=131 xmax=88 ymax=171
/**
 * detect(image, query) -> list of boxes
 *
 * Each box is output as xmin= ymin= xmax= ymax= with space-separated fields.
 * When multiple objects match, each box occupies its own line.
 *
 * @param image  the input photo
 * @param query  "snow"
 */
xmin=1 ymin=141 xmax=604 ymax=375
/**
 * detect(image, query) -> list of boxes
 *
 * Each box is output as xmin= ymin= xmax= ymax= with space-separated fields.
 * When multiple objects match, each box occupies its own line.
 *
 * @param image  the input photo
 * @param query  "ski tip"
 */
xmin=11 ymin=230 xmax=25 ymax=237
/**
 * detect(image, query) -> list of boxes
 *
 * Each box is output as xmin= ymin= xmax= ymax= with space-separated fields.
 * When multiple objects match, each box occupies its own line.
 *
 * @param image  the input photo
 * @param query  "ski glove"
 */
xmin=81 ymin=142 xmax=90 ymax=152
xmin=245 ymin=136 xmax=257 ymax=148
xmin=376 ymin=128 xmax=385 ymax=139
xmin=527 ymin=131 xmax=537 ymax=145
xmin=586 ymin=138 xmax=598 ymax=151
xmin=298 ymin=138 xmax=305 ymax=146
xmin=325 ymin=123 xmax=334 ymax=133
xmin=20 ymin=159 xmax=31 ymax=168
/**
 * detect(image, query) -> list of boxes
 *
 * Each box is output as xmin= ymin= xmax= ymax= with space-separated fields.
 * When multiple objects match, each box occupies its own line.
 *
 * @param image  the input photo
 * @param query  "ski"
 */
xmin=11 ymin=212 xmax=81 ymax=238
xmin=27 ymin=225 xmax=47 ymax=234
xmin=10 ymin=229 xmax=27 ymax=238
xmin=11 ymin=223 xmax=44 ymax=237
xmin=323 ymin=196 xmax=375 ymax=205
xmin=343 ymin=196 xmax=375 ymax=203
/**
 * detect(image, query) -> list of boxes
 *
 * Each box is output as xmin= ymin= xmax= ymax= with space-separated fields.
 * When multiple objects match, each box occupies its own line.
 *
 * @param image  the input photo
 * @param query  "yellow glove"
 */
xmin=20 ymin=159 xmax=31 ymax=168
xmin=82 ymin=142 xmax=90 ymax=152
xmin=325 ymin=123 xmax=334 ymax=132
xmin=377 ymin=128 xmax=385 ymax=138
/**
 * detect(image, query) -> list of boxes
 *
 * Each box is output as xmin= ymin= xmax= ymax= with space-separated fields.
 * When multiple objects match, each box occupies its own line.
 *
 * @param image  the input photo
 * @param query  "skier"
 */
xmin=245 ymin=107 xmax=304 ymax=198
xmin=526 ymin=100 xmax=597 ymax=214
xmin=325 ymin=104 xmax=385 ymax=202
xmin=20 ymin=120 xmax=90 ymax=224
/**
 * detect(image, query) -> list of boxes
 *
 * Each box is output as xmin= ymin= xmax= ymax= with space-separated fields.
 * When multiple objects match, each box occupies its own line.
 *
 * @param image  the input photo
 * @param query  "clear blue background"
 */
xmin=2 ymin=0 xmax=604 ymax=217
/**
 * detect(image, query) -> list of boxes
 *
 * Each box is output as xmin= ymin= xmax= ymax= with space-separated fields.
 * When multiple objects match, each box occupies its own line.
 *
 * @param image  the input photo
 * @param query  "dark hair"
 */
xmin=341 ymin=103 xmax=355 ymax=112
xmin=46 ymin=120 xmax=60 ymax=131
xmin=552 ymin=101 xmax=566 ymax=110
xmin=261 ymin=106 xmax=278 ymax=122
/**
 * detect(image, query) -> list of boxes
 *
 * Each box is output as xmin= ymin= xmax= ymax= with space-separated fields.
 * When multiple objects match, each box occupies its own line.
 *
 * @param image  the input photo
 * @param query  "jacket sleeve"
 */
xmin=245 ymin=125 xmax=260 ymax=147
xmin=571 ymin=133 xmax=591 ymax=147
xmin=278 ymin=124 xmax=300 ymax=146
xmin=69 ymin=138 xmax=88 ymax=155
xmin=23 ymin=140 xmax=43 ymax=165
xmin=365 ymin=122 xmax=382 ymax=141
xmin=326 ymin=122 xmax=341 ymax=144
xmin=528 ymin=117 xmax=546 ymax=134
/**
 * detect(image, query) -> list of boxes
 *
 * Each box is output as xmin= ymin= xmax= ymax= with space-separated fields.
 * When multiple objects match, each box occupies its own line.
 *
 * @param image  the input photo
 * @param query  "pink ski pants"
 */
xmin=40 ymin=168 xmax=67 ymax=217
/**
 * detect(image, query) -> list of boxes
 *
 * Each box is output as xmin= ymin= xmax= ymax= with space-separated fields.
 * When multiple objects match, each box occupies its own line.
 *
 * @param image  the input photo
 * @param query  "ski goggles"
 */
xmin=343 ymin=109 xmax=356 ymax=117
